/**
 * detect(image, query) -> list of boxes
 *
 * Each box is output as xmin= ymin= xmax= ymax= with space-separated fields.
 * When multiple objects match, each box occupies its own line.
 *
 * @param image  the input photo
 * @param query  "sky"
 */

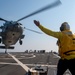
xmin=0 ymin=0 xmax=75 ymax=52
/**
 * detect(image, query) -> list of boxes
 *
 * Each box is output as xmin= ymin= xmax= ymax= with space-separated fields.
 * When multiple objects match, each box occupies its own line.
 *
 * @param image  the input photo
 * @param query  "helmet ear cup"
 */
xmin=60 ymin=25 xmax=65 ymax=31
xmin=60 ymin=26 xmax=64 ymax=31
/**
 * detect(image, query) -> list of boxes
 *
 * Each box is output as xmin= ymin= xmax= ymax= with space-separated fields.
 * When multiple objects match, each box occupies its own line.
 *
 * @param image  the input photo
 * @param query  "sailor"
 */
xmin=34 ymin=20 xmax=75 ymax=75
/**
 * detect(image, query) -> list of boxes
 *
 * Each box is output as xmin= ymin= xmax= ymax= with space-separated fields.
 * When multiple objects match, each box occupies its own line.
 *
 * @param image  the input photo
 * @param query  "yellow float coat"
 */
xmin=38 ymin=25 xmax=75 ymax=60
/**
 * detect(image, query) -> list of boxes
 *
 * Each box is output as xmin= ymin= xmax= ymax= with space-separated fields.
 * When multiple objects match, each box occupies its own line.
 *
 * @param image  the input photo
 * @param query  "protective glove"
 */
xmin=34 ymin=20 xmax=40 ymax=26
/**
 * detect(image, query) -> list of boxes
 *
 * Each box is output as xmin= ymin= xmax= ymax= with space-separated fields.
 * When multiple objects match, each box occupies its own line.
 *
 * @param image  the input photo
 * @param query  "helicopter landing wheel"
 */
xmin=19 ymin=40 xmax=22 ymax=45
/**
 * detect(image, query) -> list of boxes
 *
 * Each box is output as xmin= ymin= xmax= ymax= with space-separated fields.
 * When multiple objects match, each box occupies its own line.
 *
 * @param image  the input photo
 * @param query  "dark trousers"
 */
xmin=57 ymin=58 xmax=75 ymax=75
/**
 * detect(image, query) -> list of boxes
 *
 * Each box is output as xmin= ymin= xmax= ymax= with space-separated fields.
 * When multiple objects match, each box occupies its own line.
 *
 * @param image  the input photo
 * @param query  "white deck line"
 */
xmin=0 ymin=62 xmax=57 ymax=67
xmin=8 ymin=53 xmax=30 ymax=72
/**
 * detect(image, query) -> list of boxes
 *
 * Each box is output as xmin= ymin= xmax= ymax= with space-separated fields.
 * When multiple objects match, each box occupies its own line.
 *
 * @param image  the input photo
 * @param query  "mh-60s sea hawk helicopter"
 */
xmin=0 ymin=0 xmax=61 ymax=53
xmin=0 ymin=18 xmax=42 ymax=53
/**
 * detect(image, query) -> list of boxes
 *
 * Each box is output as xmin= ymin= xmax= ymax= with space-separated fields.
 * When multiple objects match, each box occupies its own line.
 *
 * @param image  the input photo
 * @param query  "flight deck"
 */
xmin=0 ymin=52 xmax=71 ymax=75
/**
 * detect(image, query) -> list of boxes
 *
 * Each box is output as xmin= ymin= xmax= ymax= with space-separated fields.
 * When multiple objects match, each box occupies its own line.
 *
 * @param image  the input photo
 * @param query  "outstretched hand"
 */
xmin=34 ymin=20 xmax=40 ymax=26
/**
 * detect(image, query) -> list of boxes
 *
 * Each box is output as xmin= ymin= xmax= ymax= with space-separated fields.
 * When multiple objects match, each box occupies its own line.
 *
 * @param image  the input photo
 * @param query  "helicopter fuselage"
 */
xmin=0 ymin=21 xmax=24 ymax=48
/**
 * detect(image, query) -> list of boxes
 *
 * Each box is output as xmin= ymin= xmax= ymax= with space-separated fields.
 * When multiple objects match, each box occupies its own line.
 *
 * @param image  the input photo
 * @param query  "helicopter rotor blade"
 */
xmin=17 ymin=0 xmax=61 ymax=22
xmin=25 ymin=27 xmax=42 ymax=34
xmin=0 ymin=18 xmax=8 ymax=22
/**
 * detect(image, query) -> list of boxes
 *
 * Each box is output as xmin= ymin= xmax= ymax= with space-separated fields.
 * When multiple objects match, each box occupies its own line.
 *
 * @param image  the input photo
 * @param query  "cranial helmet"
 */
xmin=60 ymin=22 xmax=70 ymax=31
